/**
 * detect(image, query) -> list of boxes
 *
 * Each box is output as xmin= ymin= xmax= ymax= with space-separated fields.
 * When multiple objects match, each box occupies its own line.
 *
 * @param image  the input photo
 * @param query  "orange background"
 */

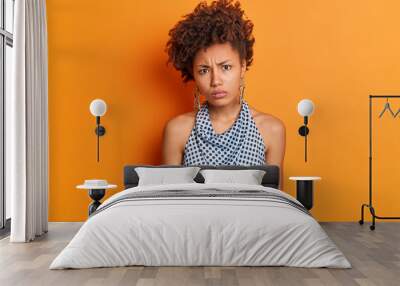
xmin=47 ymin=0 xmax=400 ymax=221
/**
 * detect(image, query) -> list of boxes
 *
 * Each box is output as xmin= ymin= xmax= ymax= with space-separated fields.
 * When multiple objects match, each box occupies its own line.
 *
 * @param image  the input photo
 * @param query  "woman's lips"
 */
xmin=211 ymin=91 xmax=227 ymax=99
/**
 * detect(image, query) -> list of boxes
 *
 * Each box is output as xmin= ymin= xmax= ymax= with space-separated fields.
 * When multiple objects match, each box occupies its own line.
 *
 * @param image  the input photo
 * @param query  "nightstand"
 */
xmin=289 ymin=176 xmax=321 ymax=210
xmin=77 ymin=180 xmax=117 ymax=216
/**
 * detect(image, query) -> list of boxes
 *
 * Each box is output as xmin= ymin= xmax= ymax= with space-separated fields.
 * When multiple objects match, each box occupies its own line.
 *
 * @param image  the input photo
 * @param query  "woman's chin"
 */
xmin=207 ymin=97 xmax=237 ymax=107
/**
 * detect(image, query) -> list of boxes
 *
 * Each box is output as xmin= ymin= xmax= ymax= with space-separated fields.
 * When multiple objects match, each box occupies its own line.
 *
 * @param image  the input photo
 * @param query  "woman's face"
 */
xmin=192 ymin=42 xmax=246 ymax=107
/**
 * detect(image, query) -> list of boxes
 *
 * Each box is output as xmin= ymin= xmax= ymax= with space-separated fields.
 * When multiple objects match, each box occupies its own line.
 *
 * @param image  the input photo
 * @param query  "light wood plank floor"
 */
xmin=0 ymin=222 xmax=399 ymax=286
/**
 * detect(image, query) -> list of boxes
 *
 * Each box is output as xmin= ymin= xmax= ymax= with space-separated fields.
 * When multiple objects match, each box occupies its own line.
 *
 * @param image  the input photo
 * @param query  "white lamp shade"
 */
xmin=297 ymin=99 xmax=314 ymax=116
xmin=90 ymin=99 xmax=107 ymax=117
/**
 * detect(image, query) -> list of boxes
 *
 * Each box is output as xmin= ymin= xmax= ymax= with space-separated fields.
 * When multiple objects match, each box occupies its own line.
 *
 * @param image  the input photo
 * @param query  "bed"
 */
xmin=49 ymin=165 xmax=351 ymax=269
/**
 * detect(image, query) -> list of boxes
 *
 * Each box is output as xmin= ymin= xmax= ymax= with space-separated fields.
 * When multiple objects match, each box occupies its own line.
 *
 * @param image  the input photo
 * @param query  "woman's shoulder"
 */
xmin=163 ymin=111 xmax=196 ymax=141
xmin=249 ymin=106 xmax=286 ymax=134
xmin=165 ymin=111 xmax=196 ymax=130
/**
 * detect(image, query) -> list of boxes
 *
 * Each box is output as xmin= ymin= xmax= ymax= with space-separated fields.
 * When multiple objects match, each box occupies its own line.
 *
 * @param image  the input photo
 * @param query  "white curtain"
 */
xmin=8 ymin=0 xmax=49 ymax=242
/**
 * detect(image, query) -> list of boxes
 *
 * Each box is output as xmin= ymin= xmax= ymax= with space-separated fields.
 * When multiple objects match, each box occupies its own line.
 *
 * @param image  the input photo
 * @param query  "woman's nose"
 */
xmin=211 ymin=70 xmax=222 ymax=87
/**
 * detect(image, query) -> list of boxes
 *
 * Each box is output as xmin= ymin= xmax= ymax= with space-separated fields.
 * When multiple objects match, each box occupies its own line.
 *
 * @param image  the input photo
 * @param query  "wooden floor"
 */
xmin=0 ymin=222 xmax=399 ymax=286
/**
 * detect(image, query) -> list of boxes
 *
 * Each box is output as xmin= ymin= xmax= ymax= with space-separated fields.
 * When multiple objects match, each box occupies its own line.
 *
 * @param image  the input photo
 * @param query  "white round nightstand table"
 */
xmin=289 ymin=176 xmax=321 ymax=210
xmin=77 ymin=180 xmax=117 ymax=216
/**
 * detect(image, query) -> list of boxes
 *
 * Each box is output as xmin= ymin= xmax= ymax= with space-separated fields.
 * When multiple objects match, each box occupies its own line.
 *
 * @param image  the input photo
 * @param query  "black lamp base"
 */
xmin=298 ymin=126 xmax=309 ymax=136
xmin=95 ymin=125 xmax=106 ymax=136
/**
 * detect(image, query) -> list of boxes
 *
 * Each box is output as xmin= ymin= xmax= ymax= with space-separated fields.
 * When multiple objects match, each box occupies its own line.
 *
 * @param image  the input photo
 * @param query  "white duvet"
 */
xmin=50 ymin=183 xmax=351 ymax=269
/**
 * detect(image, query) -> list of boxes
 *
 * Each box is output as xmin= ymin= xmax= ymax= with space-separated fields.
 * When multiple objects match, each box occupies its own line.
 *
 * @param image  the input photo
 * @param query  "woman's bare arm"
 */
xmin=161 ymin=113 xmax=195 ymax=165
xmin=252 ymin=111 xmax=286 ymax=190
xmin=264 ymin=119 xmax=286 ymax=190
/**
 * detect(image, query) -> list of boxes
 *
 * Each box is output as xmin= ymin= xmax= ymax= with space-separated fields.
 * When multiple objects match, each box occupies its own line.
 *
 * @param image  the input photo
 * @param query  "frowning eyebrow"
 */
xmin=197 ymin=60 xmax=231 ymax=67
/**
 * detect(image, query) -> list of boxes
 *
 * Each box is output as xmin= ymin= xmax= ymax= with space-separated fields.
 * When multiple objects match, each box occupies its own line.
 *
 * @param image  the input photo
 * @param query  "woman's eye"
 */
xmin=199 ymin=69 xmax=208 ymax=75
xmin=222 ymin=64 xmax=232 ymax=71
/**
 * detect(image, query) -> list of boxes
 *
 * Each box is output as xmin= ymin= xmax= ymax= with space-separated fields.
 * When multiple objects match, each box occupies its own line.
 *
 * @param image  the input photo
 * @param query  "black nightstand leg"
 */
xmin=88 ymin=189 xmax=105 ymax=216
xmin=296 ymin=180 xmax=313 ymax=210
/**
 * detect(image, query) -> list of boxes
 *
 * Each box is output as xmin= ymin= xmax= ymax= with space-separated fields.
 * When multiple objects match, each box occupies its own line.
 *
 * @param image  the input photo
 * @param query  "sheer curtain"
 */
xmin=8 ymin=0 xmax=49 ymax=242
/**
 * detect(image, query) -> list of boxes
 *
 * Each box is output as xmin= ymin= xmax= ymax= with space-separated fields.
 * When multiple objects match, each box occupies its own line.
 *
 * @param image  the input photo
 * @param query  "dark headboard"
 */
xmin=124 ymin=165 xmax=280 ymax=189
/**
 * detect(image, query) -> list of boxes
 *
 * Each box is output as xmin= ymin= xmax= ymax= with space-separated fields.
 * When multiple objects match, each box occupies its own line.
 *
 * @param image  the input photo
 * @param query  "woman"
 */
xmin=162 ymin=0 xmax=286 ymax=189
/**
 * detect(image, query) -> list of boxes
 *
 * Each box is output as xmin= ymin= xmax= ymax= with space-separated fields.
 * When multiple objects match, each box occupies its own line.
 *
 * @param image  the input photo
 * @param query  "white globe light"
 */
xmin=297 ymin=99 xmax=314 ymax=116
xmin=90 ymin=99 xmax=107 ymax=117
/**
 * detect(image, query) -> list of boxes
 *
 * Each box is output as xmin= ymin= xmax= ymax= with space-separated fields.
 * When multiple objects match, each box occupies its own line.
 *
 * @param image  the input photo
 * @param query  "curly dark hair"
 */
xmin=165 ymin=0 xmax=255 ymax=82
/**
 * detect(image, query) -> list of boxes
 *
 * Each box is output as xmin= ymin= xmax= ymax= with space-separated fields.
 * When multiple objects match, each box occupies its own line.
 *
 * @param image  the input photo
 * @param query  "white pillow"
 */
xmin=200 ymin=169 xmax=266 ymax=185
xmin=135 ymin=167 xmax=200 ymax=186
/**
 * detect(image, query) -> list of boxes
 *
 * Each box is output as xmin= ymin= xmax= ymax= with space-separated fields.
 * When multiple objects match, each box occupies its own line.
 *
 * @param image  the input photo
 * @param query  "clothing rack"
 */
xmin=359 ymin=95 xmax=400 ymax=230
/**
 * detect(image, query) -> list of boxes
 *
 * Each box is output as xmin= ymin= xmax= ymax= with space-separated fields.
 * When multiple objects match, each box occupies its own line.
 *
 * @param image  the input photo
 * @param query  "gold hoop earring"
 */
xmin=194 ymin=86 xmax=201 ymax=111
xmin=239 ymin=78 xmax=245 ymax=105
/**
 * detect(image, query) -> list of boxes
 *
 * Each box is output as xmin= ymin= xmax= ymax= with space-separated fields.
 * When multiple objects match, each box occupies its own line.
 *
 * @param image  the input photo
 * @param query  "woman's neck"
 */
xmin=208 ymin=100 xmax=242 ymax=122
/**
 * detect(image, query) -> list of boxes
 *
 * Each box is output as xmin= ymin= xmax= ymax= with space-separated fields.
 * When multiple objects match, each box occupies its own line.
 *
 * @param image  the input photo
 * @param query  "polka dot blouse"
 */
xmin=182 ymin=101 xmax=266 ymax=166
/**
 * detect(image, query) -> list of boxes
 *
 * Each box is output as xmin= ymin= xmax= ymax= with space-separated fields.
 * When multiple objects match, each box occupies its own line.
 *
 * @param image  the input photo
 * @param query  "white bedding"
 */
xmin=50 ymin=183 xmax=351 ymax=269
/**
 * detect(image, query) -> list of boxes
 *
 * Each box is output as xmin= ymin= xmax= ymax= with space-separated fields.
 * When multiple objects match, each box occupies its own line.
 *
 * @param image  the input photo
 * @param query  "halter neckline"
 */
xmin=205 ymin=102 xmax=244 ymax=136
xmin=183 ymin=100 xmax=266 ymax=166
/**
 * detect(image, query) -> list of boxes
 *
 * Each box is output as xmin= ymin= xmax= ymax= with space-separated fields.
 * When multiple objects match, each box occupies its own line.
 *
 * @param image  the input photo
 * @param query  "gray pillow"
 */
xmin=200 ymin=169 xmax=266 ymax=185
xmin=135 ymin=167 xmax=201 ymax=186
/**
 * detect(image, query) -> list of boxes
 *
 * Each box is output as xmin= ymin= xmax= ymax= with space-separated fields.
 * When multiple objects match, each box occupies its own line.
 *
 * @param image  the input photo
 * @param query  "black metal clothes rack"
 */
xmin=359 ymin=95 xmax=400 ymax=230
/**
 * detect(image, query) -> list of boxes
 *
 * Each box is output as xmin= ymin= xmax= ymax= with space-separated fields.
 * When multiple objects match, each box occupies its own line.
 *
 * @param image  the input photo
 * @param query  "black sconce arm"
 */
xmin=95 ymin=116 xmax=106 ymax=162
xmin=298 ymin=116 xmax=309 ymax=162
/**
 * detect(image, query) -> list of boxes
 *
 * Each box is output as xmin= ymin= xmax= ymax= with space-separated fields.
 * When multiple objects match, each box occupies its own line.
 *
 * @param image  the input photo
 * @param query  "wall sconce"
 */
xmin=297 ymin=99 xmax=315 ymax=162
xmin=89 ymin=99 xmax=107 ymax=162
